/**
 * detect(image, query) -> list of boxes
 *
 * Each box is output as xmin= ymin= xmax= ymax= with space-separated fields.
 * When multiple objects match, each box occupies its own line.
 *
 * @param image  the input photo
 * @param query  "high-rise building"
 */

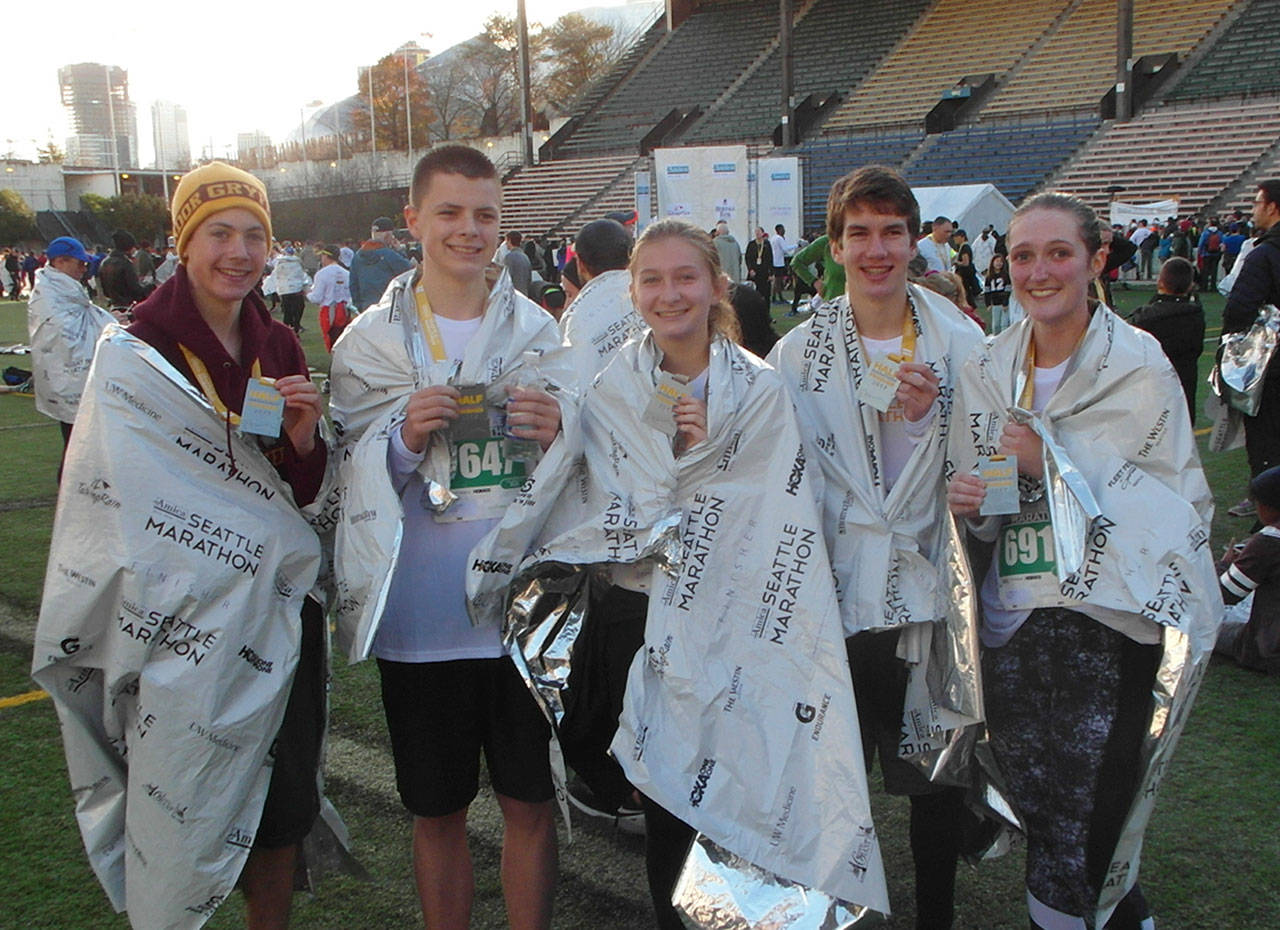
xmin=58 ymin=62 xmax=140 ymax=169
xmin=152 ymin=100 xmax=191 ymax=171
xmin=237 ymin=131 xmax=272 ymax=163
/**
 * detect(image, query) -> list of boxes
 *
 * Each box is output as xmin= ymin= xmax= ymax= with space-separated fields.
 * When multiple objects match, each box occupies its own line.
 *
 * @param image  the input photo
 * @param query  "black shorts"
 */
xmin=255 ymin=597 xmax=326 ymax=849
xmin=378 ymin=655 xmax=555 ymax=818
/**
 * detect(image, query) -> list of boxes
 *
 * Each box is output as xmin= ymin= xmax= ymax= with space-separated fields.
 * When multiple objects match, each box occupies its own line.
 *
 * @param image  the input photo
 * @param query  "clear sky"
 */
xmin=3 ymin=0 xmax=654 ymax=166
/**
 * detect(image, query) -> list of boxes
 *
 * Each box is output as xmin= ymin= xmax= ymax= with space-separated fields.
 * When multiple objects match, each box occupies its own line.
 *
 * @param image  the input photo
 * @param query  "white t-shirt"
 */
xmin=769 ymin=233 xmax=791 ymax=269
xmin=374 ymin=313 xmax=507 ymax=663
xmin=308 ymin=262 xmax=351 ymax=307
xmin=861 ymin=334 xmax=933 ymax=490
xmin=977 ymin=356 xmax=1157 ymax=648
xmin=920 ymin=236 xmax=953 ymax=275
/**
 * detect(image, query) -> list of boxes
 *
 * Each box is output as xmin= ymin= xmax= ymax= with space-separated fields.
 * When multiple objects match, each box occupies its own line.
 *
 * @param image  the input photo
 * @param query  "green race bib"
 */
xmin=997 ymin=518 xmax=1056 ymax=578
xmin=451 ymin=438 xmax=527 ymax=490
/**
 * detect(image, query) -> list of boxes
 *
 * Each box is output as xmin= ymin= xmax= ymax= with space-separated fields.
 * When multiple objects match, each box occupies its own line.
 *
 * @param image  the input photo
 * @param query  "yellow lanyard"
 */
xmin=860 ymin=302 xmax=917 ymax=366
xmin=413 ymin=279 xmax=448 ymax=362
xmin=1017 ymin=325 xmax=1088 ymax=410
xmin=179 ymin=344 xmax=262 ymax=426
xmin=1017 ymin=339 xmax=1037 ymax=409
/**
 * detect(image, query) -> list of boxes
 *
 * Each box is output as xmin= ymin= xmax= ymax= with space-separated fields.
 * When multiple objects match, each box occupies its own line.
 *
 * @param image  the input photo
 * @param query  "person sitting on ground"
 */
xmin=1127 ymin=256 xmax=1204 ymax=420
xmin=1217 ymin=465 xmax=1280 ymax=674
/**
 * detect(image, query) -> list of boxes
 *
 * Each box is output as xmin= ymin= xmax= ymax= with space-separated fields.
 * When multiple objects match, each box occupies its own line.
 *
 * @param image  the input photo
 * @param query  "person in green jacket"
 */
xmin=790 ymin=234 xmax=845 ymax=304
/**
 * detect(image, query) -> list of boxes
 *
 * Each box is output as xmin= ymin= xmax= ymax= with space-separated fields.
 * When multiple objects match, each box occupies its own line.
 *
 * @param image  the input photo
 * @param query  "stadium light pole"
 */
xmin=404 ymin=49 xmax=413 ymax=175
xmin=103 ymin=66 xmax=121 ymax=196
xmin=779 ymin=0 xmax=796 ymax=148
xmin=366 ymin=65 xmax=377 ymax=157
xmin=1116 ymin=0 xmax=1134 ymax=122
xmin=517 ymin=0 xmax=535 ymax=167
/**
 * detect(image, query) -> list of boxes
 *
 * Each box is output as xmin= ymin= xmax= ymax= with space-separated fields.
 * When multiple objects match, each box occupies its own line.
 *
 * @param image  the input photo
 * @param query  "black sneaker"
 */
xmin=566 ymin=779 xmax=645 ymax=835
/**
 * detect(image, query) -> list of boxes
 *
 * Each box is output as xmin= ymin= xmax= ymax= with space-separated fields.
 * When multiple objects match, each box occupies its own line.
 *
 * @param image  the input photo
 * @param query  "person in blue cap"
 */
xmin=26 ymin=236 xmax=117 ymax=478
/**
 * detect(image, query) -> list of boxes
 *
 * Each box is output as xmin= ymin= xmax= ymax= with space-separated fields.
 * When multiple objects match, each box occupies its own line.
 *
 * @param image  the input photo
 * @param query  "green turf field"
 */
xmin=1 ymin=288 xmax=1277 ymax=929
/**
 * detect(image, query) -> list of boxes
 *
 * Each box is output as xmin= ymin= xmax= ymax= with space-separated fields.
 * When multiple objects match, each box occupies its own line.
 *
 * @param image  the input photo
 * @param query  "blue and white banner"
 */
xmin=654 ymin=146 xmax=750 ymax=247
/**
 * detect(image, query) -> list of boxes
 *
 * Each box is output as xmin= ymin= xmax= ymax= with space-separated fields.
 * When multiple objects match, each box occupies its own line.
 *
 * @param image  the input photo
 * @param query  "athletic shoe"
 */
xmin=566 ymin=779 xmax=645 ymax=835
xmin=1228 ymin=498 xmax=1256 ymax=518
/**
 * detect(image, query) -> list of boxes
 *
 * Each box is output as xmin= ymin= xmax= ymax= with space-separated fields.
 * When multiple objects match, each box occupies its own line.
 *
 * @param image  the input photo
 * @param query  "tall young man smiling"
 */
xmin=769 ymin=166 xmax=983 ymax=930
xmin=331 ymin=145 xmax=570 ymax=930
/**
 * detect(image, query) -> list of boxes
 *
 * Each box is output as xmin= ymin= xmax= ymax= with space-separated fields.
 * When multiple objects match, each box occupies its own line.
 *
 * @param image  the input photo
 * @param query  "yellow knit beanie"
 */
xmin=171 ymin=162 xmax=272 ymax=259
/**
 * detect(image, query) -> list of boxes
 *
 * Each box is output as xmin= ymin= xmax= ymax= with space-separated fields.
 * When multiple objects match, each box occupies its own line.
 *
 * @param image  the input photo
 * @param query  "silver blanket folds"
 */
xmin=768 ymin=285 xmax=987 ymax=777
xmin=949 ymin=307 xmax=1222 ymax=925
xmin=31 ymin=328 xmax=323 ymax=929
xmin=328 ymin=268 xmax=572 ymax=661
xmin=468 ymin=333 xmax=890 ymax=915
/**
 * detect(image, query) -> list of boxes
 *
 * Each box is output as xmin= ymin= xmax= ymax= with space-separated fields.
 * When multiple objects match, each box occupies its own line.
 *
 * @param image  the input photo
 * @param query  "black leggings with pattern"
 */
xmin=983 ymin=608 xmax=1159 ymax=929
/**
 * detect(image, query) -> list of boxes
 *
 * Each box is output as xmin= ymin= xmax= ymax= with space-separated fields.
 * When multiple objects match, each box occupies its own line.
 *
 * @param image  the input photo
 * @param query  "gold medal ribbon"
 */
xmin=413 ymin=278 xmax=448 ymax=363
xmin=178 ymin=344 xmax=263 ymax=426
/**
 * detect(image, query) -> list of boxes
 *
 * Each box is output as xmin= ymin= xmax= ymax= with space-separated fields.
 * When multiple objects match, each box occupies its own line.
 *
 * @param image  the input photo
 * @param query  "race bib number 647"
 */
xmin=452 ymin=438 xmax=526 ymax=490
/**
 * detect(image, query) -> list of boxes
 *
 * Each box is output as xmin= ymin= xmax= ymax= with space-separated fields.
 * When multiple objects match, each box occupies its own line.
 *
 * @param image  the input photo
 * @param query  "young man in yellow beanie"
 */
xmin=36 ymin=160 xmax=330 ymax=930
xmin=132 ymin=161 xmax=327 ymax=928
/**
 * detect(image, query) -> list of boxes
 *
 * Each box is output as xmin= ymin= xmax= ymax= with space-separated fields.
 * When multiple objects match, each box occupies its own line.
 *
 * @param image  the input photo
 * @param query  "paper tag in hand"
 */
xmin=239 ymin=378 xmax=285 ymax=437
xmin=856 ymin=354 xmax=902 ymax=412
xmin=979 ymin=454 xmax=1021 ymax=515
xmin=642 ymin=372 xmax=689 ymax=438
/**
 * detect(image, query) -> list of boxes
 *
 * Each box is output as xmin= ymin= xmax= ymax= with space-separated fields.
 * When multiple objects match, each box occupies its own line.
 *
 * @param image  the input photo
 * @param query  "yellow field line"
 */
xmin=1196 ymin=427 xmax=1212 ymax=436
xmin=0 ymin=689 xmax=48 ymax=710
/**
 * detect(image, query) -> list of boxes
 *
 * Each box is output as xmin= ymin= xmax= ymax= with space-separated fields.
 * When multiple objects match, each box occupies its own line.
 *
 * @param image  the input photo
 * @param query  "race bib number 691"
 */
xmin=998 ymin=518 xmax=1056 ymax=578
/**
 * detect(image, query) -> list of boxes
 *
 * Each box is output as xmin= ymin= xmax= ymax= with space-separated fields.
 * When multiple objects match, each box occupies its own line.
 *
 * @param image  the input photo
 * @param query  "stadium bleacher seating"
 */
xmin=981 ymin=0 xmax=1234 ymax=119
xmin=497 ymin=0 xmax=1275 ymax=236
xmin=555 ymin=0 xmax=781 ymax=158
xmin=1046 ymin=95 xmax=1280 ymax=214
xmin=684 ymin=0 xmax=930 ymax=145
xmin=904 ymin=115 xmax=1101 ymax=204
xmin=1167 ymin=0 xmax=1280 ymax=101
xmin=819 ymin=0 xmax=1067 ymax=133
xmin=797 ymin=131 xmax=924 ymax=232
xmin=499 ymin=155 xmax=641 ymax=238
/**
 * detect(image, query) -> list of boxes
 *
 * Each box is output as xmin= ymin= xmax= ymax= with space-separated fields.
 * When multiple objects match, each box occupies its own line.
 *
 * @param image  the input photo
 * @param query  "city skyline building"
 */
xmin=236 ymin=130 xmax=273 ymax=163
xmin=151 ymin=100 xmax=191 ymax=171
xmin=58 ymin=62 xmax=139 ymax=170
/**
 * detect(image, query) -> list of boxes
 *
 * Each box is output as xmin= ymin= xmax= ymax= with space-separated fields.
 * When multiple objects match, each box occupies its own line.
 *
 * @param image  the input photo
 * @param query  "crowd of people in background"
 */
xmin=9 ymin=153 xmax=1280 ymax=930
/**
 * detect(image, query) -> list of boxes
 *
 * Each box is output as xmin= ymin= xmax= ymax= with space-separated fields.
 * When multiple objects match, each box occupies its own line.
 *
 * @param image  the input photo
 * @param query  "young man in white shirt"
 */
xmin=331 ymin=145 xmax=565 ymax=930
xmin=769 ymin=166 xmax=983 ymax=930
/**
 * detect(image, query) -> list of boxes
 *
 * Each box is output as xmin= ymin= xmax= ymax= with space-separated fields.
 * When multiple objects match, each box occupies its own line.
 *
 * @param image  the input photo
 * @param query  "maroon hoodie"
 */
xmin=128 ymin=266 xmax=326 ymax=506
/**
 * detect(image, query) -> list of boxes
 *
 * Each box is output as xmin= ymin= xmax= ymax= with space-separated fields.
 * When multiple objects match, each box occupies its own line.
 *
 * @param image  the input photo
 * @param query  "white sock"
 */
xmin=1027 ymin=890 xmax=1086 ymax=930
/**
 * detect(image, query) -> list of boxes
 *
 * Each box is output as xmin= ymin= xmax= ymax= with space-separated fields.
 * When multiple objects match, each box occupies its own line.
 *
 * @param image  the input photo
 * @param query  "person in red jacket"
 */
xmin=127 ymin=161 xmax=326 ymax=929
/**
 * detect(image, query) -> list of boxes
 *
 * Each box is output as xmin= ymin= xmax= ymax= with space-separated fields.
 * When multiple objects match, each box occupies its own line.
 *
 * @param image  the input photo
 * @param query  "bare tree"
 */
xmin=424 ymin=54 xmax=478 ymax=142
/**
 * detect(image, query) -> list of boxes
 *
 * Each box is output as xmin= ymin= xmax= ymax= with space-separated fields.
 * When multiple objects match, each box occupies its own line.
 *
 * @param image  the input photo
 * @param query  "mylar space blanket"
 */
xmin=468 ymin=333 xmax=890 ymax=915
xmin=767 ymin=285 xmax=987 ymax=781
xmin=328 ymin=268 xmax=573 ymax=661
xmin=32 ymin=327 xmax=322 ymax=929
xmin=950 ymin=307 xmax=1222 ymax=925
